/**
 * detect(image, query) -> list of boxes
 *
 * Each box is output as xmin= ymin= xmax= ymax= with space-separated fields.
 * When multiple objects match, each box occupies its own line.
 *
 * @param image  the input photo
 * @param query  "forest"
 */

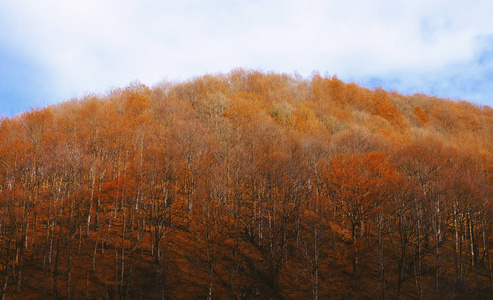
xmin=0 ymin=69 xmax=492 ymax=299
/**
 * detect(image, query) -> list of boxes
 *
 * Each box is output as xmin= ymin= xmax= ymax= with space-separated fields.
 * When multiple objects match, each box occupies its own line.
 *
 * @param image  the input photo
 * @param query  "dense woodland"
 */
xmin=0 ymin=70 xmax=492 ymax=299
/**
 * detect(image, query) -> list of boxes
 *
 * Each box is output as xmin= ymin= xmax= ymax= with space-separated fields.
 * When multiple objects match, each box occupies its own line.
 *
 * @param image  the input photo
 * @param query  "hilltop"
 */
xmin=0 ymin=69 xmax=492 ymax=299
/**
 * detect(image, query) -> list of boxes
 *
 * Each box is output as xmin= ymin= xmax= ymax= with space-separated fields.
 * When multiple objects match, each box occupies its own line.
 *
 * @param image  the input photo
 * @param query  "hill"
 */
xmin=0 ymin=69 xmax=492 ymax=299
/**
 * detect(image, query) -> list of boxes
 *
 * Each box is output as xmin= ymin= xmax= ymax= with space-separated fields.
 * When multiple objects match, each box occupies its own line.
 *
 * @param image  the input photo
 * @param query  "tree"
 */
xmin=321 ymin=152 xmax=399 ymax=297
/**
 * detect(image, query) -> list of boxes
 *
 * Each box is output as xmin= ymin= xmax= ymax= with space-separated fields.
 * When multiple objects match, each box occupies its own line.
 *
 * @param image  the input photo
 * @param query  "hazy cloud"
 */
xmin=1 ymin=0 xmax=492 ymax=114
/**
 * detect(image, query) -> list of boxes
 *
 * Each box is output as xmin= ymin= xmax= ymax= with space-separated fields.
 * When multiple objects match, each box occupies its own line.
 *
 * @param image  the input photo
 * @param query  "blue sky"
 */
xmin=1 ymin=0 xmax=493 ymax=116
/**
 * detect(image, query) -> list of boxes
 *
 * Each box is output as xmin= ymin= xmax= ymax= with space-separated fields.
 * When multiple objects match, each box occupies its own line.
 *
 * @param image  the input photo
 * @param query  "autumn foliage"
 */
xmin=0 ymin=70 xmax=492 ymax=299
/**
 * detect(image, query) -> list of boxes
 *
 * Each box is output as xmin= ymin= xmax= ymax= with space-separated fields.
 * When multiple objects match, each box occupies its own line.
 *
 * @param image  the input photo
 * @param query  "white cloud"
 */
xmin=1 ymin=0 xmax=493 ymax=107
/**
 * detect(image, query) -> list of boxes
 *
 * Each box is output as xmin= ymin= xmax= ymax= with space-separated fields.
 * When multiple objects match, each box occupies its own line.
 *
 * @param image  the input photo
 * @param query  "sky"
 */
xmin=1 ymin=0 xmax=493 ymax=116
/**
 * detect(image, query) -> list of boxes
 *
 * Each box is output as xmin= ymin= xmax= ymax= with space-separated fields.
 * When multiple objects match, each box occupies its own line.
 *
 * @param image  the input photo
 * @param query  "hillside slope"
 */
xmin=0 ymin=69 xmax=492 ymax=299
